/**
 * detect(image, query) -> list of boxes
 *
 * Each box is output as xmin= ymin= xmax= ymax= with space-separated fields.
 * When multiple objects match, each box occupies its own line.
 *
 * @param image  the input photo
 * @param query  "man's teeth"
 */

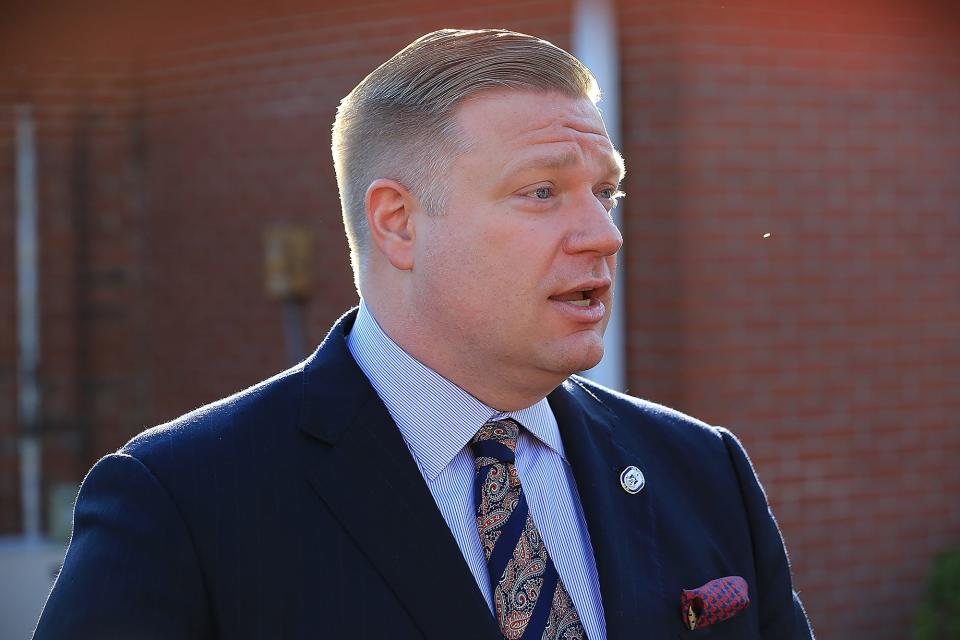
xmin=551 ymin=289 xmax=593 ymax=305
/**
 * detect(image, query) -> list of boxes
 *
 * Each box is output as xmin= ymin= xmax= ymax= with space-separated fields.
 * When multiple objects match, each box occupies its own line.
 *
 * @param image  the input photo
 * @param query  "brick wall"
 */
xmin=0 ymin=57 xmax=148 ymax=530
xmin=0 ymin=0 xmax=574 ymax=526
xmin=620 ymin=1 xmax=960 ymax=637
xmin=2 ymin=1 xmax=958 ymax=638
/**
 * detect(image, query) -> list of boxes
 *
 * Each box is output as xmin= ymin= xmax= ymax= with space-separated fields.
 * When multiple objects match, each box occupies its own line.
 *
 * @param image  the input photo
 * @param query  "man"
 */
xmin=34 ymin=29 xmax=814 ymax=639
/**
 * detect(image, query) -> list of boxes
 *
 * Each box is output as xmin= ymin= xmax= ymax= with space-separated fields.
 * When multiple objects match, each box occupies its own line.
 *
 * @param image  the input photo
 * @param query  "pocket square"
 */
xmin=680 ymin=576 xmax=749 ymax=630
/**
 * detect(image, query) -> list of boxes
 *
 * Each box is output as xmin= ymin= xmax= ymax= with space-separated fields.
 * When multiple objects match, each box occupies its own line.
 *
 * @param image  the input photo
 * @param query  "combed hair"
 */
xmin=331 ymin=28 xmax=600 ymax=282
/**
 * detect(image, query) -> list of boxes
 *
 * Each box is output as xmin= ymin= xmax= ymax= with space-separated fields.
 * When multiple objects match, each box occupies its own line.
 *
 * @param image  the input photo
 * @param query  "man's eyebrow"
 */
xmin=611 ymin=149 xmax=626 ymax=181
xmin=503 ymin=149 xmax=626 ymax=182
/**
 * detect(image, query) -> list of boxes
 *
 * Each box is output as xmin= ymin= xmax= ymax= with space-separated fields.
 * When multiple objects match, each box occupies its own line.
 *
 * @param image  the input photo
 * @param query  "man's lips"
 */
xmin=548 ymin=280 xmax=612 ymax=322
xmin=548 ymin=279 xmax=612 ymax=306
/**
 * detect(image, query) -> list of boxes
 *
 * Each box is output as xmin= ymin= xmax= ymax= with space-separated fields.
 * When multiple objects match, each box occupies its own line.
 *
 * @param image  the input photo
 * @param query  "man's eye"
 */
xmin=598 ymin=187 xmax=625 ymax=205
xmin=533 ymin=186 xmax=552 ymax=199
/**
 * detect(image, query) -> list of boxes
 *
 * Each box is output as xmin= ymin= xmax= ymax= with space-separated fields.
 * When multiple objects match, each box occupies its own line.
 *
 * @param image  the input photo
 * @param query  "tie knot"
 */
xmin=470 ymin=418 xmax=519 ymax=464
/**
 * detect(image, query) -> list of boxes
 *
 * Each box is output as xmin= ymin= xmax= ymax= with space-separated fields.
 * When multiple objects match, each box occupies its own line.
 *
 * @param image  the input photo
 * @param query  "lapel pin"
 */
xmin=620 ymin=466 xmax=645 ymax=494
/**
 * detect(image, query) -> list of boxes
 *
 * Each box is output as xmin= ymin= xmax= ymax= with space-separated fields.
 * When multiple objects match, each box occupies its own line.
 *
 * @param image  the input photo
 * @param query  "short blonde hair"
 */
xmin=331 ymin=28 xmax=600 ymax=280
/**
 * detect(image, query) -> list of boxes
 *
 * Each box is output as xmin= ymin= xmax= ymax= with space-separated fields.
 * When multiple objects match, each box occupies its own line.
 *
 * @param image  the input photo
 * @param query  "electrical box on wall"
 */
xmin=263 ymin=225 xmax=312 ymax=301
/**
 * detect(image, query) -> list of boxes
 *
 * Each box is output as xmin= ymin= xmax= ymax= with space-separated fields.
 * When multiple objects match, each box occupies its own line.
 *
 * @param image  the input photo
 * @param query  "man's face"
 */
xmin=409 ymin=90 xmax=623 ymax=401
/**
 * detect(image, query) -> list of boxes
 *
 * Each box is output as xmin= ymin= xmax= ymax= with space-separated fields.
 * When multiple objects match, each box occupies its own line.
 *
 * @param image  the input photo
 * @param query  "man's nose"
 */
xmin=562 ymin=194 xmax=624 ymax=257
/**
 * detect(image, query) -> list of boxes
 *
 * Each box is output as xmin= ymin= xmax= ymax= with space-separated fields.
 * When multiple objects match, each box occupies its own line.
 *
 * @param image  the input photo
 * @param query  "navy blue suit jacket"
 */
xmin=35 ymin=309 xmax=813 ymax=639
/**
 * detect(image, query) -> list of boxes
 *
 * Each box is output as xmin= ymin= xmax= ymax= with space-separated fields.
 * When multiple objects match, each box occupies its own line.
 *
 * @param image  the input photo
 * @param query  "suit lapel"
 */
xmin=298 ymin=312 xmax=499 ymax=640
xmin=549 ymin=380 xmax=675 ymax=639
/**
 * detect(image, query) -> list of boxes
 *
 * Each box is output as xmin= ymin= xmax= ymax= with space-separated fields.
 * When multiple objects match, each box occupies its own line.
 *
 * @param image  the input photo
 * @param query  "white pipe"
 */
xmin=16 ymin=103 xmax=42 ymax=540
xmin=573 ymin=0 xmax=626 ymax=391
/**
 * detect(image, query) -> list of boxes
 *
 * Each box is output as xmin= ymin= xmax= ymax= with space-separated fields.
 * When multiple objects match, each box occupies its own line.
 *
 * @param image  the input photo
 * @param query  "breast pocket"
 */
xmin=677 ymin=606 xmax=756 ymax=639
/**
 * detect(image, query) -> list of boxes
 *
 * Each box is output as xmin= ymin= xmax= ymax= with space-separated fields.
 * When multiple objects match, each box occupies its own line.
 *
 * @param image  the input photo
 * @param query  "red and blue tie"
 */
xmin=471 ymin=418 xmax=585 ymax=640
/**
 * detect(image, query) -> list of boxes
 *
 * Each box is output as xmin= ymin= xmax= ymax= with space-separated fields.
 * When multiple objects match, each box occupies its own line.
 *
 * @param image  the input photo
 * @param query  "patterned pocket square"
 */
xmin=680 ymin=576 xmax=749 ymax=630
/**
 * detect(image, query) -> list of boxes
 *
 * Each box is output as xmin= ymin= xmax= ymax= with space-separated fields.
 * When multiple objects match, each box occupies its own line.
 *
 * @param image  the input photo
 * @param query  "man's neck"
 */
xmin=358 ymin=298 xmax=562 ymax=411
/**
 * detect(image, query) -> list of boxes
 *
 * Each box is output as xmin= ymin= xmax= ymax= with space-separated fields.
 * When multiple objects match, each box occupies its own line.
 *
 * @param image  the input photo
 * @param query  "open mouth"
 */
xmin=549 ymin=289 xmax=595 ymax=307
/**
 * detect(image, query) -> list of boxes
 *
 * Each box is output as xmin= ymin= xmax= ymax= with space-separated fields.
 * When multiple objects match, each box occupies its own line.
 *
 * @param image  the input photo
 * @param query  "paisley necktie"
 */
xmin=471 ymin=418 xmax=585 ymax=640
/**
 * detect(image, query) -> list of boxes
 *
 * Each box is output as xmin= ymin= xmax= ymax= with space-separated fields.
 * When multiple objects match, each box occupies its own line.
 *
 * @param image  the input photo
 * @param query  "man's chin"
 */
xmin=575 ymin=351 xmax=604 ymax=376
xmin=549 ymin=336 xmax=605 ymax=377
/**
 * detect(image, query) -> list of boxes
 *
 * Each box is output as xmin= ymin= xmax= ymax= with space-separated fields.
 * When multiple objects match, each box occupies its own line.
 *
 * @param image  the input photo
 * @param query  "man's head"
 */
xmin=332 ymin=28 xmax=600 ymax=281
xmin=332 ymin=29 xmax=624 ymax=409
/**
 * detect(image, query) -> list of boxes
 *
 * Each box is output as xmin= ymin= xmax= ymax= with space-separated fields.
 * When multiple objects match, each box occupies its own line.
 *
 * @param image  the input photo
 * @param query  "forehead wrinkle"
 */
xmin=520 ymin=121 xmax=623 ymax=180
xmin=503 ymin=143 xmax=624 ymax=183
xmin=508 ymin=148 xmax=580 ymax=173
xmin=519 ymin=117 xmax=608 ymax=143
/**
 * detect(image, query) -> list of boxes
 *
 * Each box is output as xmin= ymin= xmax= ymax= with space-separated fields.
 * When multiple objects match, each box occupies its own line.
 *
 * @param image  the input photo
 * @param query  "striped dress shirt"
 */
xmin=347 ymin=301 xmax=607 ymax=639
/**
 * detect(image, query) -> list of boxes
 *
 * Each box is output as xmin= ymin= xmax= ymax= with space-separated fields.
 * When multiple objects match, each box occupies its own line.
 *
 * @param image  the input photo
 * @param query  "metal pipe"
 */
xmin=282 ymin=301 xmax=308 ymax=364
xmin=573 ymin=0 xmax=627 ymax=391
xmin=16 ymin=103 xmax=42 ymax=540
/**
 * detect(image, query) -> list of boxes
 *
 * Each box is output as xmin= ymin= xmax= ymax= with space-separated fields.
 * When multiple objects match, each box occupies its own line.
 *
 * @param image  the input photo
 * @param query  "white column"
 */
xmin=573 ymin=0 xmax=626 ymax=391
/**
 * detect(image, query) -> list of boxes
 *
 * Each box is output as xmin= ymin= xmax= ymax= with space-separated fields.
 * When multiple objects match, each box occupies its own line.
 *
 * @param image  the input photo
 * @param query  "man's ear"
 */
xmin=365 ymin=178 xmax=418 ymax=271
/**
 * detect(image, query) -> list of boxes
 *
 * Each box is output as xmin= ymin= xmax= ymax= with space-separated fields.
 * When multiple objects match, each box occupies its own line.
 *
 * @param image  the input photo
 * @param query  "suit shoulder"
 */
xmin=120 ymin=361 xmax=306 ymax=462
xmin=565 ymin=375 xmax=727 ymax=447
